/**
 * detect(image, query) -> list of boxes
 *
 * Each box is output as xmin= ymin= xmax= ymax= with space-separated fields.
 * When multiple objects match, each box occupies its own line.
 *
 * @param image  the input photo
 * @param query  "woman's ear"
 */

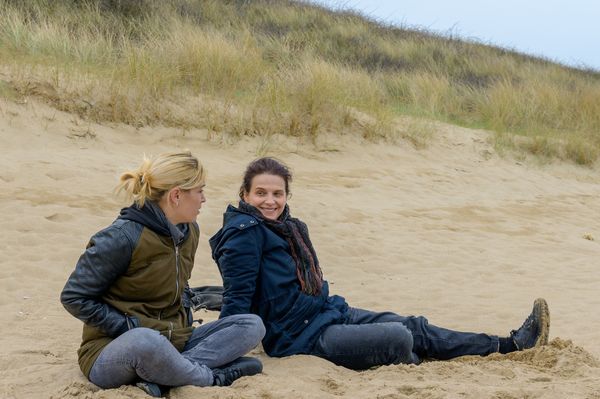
xmin=168 ymin=187 xmax=182 ymax=207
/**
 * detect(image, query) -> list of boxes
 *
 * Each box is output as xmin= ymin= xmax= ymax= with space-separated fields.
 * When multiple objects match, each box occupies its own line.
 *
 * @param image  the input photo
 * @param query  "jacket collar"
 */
xmin=118 ymin=201 xmax=188 ymax=244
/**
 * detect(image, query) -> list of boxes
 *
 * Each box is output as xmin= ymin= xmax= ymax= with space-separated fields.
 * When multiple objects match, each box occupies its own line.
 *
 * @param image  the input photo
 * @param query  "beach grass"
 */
xmin=1 ymin=0 xmax=599 ymax=164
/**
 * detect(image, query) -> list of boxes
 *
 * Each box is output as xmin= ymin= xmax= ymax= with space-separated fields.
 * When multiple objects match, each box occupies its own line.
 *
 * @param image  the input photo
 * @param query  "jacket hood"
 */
xmin=118 ymin=201 xmax=189 ymax=244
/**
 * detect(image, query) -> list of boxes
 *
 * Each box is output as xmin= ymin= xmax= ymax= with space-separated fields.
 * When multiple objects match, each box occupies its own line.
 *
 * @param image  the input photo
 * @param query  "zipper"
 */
xmin=171 ymin=245 xmax=180 ymax=305
xmin=168 ymin=321 xmax=174 ymax=341
xmin=125 ymin=313 xmax=132 ymax=330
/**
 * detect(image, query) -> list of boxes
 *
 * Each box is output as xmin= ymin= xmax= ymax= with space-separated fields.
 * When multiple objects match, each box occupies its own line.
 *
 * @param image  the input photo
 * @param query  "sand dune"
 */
xmin=1 ymin=98 xmax=599 ymax=398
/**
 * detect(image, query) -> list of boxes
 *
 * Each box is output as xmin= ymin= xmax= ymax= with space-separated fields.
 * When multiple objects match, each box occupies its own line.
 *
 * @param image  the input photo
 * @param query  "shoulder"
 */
xmin=216 ymin=212 xmax=262 ymax=245
xmin=88 ymin=218 xmax=143 ymax=254
xmin=74 ymin=218 xmax=143 ymax=274
xmin=224 ymin=213 xmax=261 ymax=231
xmin=209 ymin=208 xmax=263 ymax=254
xmin=219 ymin=204 xmax=262 ymax=232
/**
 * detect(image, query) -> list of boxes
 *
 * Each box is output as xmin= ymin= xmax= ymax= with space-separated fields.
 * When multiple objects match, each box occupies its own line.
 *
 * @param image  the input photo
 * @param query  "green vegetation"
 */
xmin=1 ymin=0 xmax=599 ymax=164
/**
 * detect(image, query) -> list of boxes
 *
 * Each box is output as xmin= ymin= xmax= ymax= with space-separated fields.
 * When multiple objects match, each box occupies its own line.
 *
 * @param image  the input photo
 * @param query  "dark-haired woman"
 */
xmin=209 ymin=157 xmax=550 ymax=370
xmin=61 ymin=152 xmax=265 ymax=397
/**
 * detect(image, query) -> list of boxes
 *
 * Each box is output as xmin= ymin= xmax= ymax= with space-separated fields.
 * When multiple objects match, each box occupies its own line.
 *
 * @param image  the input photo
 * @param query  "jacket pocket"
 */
xmin=276 ymin=295 xmax=321 ymax=338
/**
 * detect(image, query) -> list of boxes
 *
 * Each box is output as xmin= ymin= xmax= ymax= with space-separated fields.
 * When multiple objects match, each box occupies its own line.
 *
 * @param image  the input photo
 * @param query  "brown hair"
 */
xmin=239 ymin=157 xmax=292 ymax=199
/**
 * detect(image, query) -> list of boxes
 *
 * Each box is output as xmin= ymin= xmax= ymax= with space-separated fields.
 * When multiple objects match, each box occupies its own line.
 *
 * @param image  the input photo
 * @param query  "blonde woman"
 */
xmin=61 ymin=151 xmax=265 ymax=397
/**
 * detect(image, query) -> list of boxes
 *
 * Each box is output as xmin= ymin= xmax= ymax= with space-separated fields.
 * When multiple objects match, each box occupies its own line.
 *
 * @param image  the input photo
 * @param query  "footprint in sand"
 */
xmin=45 ymin=170 xmax=75 ymax=181
xmin=320 ymin=376 xmax=346 ymax=396
xmin=0 ymin=173 xmax=15 ymax=183
xmin=45 ymin=213 xmax=74 ymax=222
xmin=340 ymin=208 xmax=369 ymax=224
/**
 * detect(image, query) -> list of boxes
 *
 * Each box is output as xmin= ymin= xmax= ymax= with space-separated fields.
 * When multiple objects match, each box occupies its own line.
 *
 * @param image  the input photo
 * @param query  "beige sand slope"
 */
xmin=1 ymin=98 xmax=599 ymax=399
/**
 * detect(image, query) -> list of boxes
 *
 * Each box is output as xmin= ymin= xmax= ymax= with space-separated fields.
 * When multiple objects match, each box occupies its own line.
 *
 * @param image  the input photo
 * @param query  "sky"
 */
xmin=309 ymin=0 xmax=600 ymax=71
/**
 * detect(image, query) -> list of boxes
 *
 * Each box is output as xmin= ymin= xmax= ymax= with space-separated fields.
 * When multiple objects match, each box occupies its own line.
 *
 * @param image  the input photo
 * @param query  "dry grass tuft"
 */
xmin=1 ymin=0 xmax=599 ymax=164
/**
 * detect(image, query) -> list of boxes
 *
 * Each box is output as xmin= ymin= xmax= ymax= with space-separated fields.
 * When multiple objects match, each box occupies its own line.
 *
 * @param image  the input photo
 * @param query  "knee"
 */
xmin=390 ymin=323 xmax=414 ymax=354
xmin=123 ymin=327 xmax=167 ymax=355
xmin=243 ymin=314 xmax=266 ymax=343
xmin=220 ymin=313 xmax=265 ymax=342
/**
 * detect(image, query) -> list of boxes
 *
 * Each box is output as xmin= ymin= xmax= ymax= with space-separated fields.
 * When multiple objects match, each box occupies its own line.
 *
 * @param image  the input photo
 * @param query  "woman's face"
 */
xmin=174 ymin=185 xmax=206 ymax=224
xmin=243 ymin=173 xmax=287 ymax=220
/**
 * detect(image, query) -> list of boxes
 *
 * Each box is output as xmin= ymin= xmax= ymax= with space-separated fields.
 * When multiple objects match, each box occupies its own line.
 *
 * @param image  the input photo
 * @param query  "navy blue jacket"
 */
xmin=209 ymin=204 xmax=348 ymax=356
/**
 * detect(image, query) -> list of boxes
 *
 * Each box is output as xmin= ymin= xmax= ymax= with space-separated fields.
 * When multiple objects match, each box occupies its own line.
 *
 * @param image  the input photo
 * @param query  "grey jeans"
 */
xmin=89 ymin=314 xmax=265 ymax=388
xmin=311 ymin=307 xmax=499 ymax=369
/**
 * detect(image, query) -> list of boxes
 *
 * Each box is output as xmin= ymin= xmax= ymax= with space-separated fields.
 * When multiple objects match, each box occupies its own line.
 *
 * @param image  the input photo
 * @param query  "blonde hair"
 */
xmin=116 ymin=151 xmax=205 ymax=207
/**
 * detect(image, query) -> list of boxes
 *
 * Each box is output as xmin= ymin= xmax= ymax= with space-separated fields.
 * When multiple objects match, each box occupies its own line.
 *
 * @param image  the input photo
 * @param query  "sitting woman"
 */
xmin=209 ymin=157 xmax=550 ymax=370
xmin=61 ymin=151 xmax=265 ymax=398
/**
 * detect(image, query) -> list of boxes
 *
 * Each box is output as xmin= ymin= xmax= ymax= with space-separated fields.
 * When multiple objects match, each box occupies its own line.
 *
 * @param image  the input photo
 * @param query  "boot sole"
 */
xmin=533 ymin=298 xmax=550 ymax=347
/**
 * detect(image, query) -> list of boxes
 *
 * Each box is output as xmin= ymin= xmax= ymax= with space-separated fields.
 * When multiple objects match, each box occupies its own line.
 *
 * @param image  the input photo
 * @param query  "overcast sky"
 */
xmin=309 ymin=0 xmax=600 ymax=71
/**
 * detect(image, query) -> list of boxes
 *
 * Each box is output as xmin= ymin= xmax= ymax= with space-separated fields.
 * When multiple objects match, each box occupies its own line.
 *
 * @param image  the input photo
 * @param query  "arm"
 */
xmin=60 ymin=225 xmax=135 ymax=337
xmin=214 ymin=226 xmax=262 ymax=318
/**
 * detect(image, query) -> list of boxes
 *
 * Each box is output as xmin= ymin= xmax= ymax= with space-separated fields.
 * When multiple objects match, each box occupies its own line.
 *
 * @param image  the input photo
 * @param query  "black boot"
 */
xmin=135 ymin=381 xmax=164 ymax=397
xmin=212 ymin=356 xmax=263 ymax=386
xmin=510 ymin=298 xmax=550 ymax=350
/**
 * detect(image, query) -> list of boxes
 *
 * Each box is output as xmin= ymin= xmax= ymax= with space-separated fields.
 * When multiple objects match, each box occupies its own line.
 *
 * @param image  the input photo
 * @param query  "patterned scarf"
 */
xmin=239 ymin=201 xmax=324 ymax=296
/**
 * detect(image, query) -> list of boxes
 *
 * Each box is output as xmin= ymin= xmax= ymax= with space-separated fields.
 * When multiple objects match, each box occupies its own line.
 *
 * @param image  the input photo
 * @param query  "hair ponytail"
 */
xmin=116 ymin=151 xmax=205 ymax=207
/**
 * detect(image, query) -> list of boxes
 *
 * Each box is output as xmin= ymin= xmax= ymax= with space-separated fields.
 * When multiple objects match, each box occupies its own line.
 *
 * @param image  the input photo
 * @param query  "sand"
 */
xmin=1 ymin=98 xmax=599 ymax=398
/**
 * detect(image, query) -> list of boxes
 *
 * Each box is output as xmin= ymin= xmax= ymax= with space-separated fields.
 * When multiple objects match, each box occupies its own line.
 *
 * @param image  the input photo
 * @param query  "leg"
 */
xmin=182 ymin=314 xmax=265 ymax=368
xmin=311 ymin=319 xmax=415 ymax=369
xmin=347 ymin=307 xmax=499 ymax=360
xmin=88 ymin=328 xmax=214 ymax=389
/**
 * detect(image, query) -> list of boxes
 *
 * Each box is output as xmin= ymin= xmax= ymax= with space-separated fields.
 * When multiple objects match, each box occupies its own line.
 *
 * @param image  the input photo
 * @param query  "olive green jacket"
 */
xmin=61 ymin=204 xmax=199 ymax=377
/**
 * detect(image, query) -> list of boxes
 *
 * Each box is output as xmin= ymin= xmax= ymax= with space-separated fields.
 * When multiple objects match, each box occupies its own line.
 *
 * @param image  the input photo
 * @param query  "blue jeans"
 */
xmin=311 ymin=308 xmax=499 ymax=369
xmin=89 ymin=314 xmax=265 ymax=388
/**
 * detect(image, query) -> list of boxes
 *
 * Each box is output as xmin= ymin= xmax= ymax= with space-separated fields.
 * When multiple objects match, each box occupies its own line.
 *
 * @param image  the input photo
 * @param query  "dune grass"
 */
xmin=1 ymin=0 xmax=599 ymax=164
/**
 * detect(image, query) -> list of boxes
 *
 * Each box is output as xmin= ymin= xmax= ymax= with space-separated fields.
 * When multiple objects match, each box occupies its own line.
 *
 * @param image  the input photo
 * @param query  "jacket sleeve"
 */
xmin=60 ymin=225 xmax=135 ymax=337
xmin=214 ymin=226 xmax=262 ymax=318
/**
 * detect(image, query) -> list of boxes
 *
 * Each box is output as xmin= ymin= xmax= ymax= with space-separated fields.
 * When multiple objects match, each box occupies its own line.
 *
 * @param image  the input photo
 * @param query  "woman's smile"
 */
xmin=243 ymin=174 xmax=287 ymax=220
